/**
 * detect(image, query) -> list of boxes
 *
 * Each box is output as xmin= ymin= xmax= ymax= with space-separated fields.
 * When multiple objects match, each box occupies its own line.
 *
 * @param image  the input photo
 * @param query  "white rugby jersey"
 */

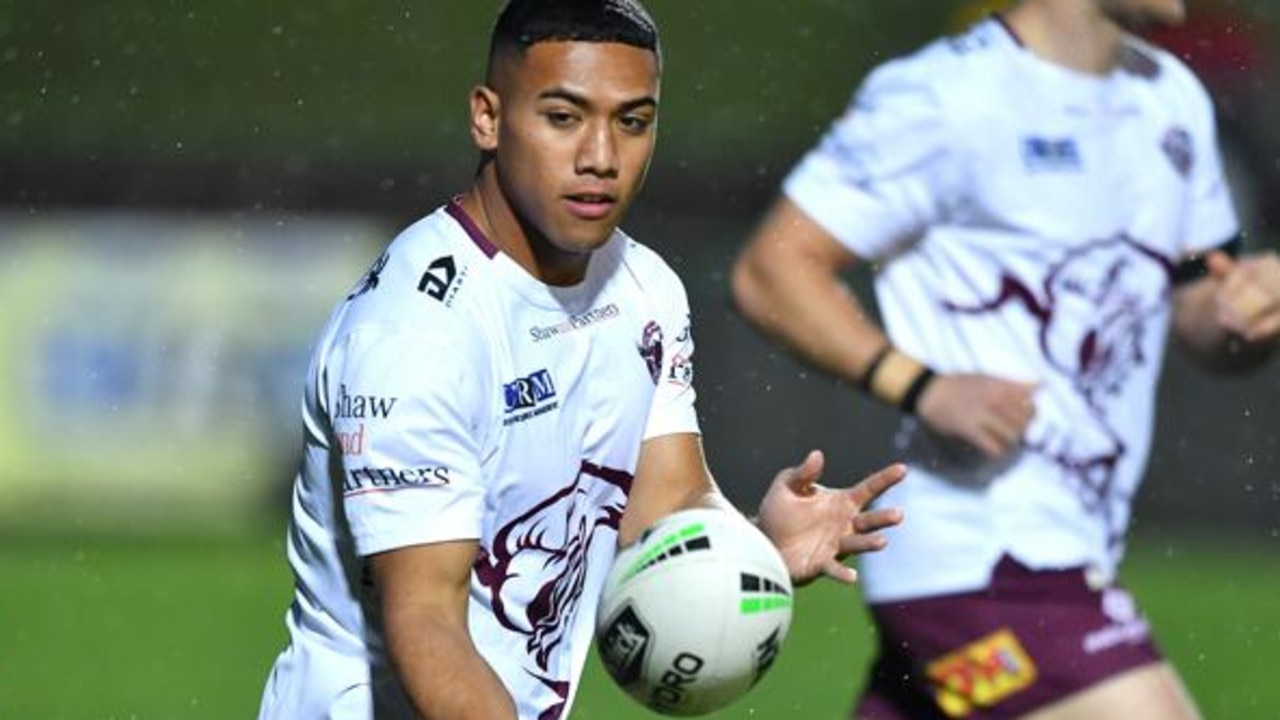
xmin=258 ymin=200 xmax=699 ymax=720
xmin=784 ymin=19 xmax=1237 ymax=602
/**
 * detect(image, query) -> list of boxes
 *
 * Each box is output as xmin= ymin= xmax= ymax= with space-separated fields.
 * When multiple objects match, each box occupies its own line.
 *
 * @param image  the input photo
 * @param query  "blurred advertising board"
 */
xmin=0 ymin=209 xmax=388 ymax=535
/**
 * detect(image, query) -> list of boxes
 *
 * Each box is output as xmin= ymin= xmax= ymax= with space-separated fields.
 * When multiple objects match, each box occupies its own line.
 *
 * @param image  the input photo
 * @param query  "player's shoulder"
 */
xmin=328 ymin=205 xmax=488 ymax=349
xmin=859 ymin=19 xmax=1012 ymax=111
xmin=356 ymin=204 xmax=484 ymax=307
xmin=607 ymin=229 xmax=687 ymax=297
xmin=1119 ymin=33 xmax=1212 ymax=105
xmin=606 ymin=228 xmax=691 ymax=310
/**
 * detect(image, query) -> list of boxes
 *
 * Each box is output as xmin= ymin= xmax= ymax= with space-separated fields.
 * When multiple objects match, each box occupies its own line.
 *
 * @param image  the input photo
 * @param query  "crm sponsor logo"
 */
xmin=529 ymin=303 xmax=620 ymax=342
xmin=342 ymin=465 xmax=452 ymax=496
xmin=502 ymin=369 xmax=558 ymax=426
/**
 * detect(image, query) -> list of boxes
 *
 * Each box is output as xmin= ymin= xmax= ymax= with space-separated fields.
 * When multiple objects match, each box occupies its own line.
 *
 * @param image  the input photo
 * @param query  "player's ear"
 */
xmin=470 ymin=85 xmax=500 ymax=152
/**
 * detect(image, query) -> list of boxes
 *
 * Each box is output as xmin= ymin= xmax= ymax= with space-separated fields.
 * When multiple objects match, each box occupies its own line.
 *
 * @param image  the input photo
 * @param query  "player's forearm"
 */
xmin=386 ymin=617 xmax=517 ymax=720
xmin=731 ymin=247 xmax=887 ymax=384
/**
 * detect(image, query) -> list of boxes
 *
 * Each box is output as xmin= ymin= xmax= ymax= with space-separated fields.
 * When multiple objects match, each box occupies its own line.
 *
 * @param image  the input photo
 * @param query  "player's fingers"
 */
xmin=845 ymin=462 xmax=907 ymax=508
xmin=783 ymin=449 xmax=825 ymax=495
xmin=822 ymin=558 xmax=858 ymax=585
xmin=1225 ymin=280 xmax=1276 ymax=322
xmin=992 ymin=396 xmax=1035 ymax=432
xmin=1206 ymin=249 xmax=1235 ymax=280
xmin=838 ymin=532 xmax=889 ymax=558
xmin=1006 ymin=385 xmax=1039 ymax=428
xmin=852 ymin=507 xmax=903 ymax=535
xmin=966 ymin=421 xmax=1010 ymax=459
xmin=983 ymin=407 xmax=1029 ymax=455
xmin=1244 ymin=309 xmax=1280 ymax=343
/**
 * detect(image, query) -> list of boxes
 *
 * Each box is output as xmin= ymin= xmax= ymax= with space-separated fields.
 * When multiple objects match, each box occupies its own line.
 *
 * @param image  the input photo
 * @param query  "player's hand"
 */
xmin=1206 ymin=250 xmax=1280 ymax=345
xmin=756 ymin=450 xmax=905 ymax=586
xmin=916 ymin=373 xmax=1037 ymax=459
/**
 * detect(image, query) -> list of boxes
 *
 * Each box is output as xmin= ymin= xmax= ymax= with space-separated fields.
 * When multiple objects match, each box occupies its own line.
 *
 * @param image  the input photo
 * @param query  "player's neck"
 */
xmin=461 ymin=173 xmax=590 ymax=287
xmin=1003 ymin=0 xmax=1125 ymax=76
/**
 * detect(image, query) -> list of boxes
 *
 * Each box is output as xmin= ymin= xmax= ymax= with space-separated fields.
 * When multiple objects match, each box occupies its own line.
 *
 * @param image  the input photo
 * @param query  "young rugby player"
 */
xmin=257 ymin=2 xmax=906 ymax=719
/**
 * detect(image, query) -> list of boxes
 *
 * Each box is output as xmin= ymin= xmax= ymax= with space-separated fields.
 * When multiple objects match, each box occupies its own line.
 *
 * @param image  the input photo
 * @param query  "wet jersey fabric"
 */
xmin=259 ymin=199 xmax=699 ymax=720
xmin=784 ymin=19 xmax=1237 ymax=602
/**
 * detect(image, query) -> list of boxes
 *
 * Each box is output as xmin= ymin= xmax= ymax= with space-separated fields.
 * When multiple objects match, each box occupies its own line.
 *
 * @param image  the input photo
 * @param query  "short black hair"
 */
xmin=488 ymin=0 xmax=660 ymax=72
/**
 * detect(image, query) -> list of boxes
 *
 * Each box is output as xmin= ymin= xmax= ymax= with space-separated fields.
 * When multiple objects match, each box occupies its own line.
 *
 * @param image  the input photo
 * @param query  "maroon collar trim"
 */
xmin=445 ymin=196 xmax=499 ymax=259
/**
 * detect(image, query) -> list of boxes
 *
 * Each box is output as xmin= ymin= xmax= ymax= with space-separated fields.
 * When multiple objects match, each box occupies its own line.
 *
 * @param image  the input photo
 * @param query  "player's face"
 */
xmin=483 ymin=41 xmax=659 ymax=263
xmin=1099 ymin=0 xmax=1185 ymax=29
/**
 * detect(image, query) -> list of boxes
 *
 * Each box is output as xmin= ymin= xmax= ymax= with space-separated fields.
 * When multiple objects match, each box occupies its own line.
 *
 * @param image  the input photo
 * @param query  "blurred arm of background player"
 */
xmin=1171 ymin=248 xmax=1280 ymax=371
xmin=731 ymin=198 xmax=1037 ymax=461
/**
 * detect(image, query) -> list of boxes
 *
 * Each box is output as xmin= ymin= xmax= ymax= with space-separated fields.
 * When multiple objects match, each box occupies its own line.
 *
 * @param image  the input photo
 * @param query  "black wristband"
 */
xmin=858 ymin=344 xmax=893 ymax=391
xmin=898 ymin=367 xmax=936 ymax=415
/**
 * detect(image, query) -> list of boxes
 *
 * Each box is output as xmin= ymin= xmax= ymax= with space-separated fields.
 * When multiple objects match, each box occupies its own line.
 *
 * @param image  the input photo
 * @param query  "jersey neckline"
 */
xmin=983 ymin=16 xmax=1128 ymax=92
xmin=443 ymin=196 xmax=618 ymax=313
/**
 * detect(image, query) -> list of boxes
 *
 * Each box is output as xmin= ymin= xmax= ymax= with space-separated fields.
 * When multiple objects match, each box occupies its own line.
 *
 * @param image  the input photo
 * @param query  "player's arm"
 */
xmin=731 ymin=196 xmax=887 ymax=384
xmin=1172 ymin=245 xmax=1280 ymax=372
xmin=370 ymin=541 xmax=518 ymax=720
xmin=619 ymin=432 xmax=725 ymax=549
xmin=622 ymin=432 xmax=905 ymax=586
xmin=731 ymin=197 xmax=1035 ymax=459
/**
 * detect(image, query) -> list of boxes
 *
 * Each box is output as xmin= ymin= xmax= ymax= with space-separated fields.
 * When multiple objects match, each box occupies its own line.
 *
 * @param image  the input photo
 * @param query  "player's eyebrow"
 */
xmin=538 ymin=87 xmax=658 ymax=114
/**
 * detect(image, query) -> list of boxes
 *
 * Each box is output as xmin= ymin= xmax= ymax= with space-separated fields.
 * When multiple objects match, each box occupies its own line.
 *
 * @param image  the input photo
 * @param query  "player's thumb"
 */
xmin=786 ymin=449 xmax=825 ymax=494
xmin=1205 ymin=250 xmax=1235 ymax=281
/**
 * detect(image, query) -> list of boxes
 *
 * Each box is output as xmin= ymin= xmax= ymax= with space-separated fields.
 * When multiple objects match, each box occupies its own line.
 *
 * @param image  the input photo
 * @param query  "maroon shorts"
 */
xmin=854 ymin=556 xmax=1163 ymax=720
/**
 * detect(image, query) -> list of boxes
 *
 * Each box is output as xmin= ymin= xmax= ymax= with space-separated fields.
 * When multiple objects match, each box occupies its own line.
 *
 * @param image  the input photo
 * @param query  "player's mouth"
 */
xmin=563 ymin=192 xmax=617 ymax=220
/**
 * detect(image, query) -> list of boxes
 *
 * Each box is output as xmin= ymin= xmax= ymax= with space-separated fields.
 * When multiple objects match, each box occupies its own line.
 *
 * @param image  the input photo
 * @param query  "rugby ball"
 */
xmin=594 ymin=508 xmax=794 ymax=716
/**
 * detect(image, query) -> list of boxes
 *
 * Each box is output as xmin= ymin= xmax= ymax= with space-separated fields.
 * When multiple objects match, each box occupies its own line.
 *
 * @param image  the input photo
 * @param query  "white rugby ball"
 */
xmin=594 ymin=508 xmax=794 ymax=716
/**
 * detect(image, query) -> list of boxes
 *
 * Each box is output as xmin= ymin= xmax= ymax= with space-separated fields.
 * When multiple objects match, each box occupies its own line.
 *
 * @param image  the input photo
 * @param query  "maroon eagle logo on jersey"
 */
xmin=638 ymin=320 xmax=664 ymax=384
xmin=472 ymin=461 xmax=633 ymax=718
xmin=945 ymin=236 xmax=1175 ymax=545
xmin=1161 ymin=126 xmax=1194 ymax=178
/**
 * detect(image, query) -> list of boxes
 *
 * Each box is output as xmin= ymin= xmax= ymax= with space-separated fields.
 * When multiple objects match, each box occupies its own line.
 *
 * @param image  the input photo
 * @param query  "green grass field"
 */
xmin=2 ymin=531 xmax=1277 ymax=719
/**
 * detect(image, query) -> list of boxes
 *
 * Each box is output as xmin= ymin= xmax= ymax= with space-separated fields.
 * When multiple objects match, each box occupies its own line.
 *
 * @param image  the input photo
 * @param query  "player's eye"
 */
xmin=618 ymin=113 xmax=653 ymax=135
xmin=544 ymin=109 xmax=580 ymax=128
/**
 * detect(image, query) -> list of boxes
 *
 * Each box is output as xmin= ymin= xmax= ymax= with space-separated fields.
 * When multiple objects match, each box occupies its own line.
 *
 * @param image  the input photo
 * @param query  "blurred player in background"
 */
xmin=732 ymin=0 xmax=1280 ymax=718
xmin=255 ymin=1 xmax=905 ymax=719
xmin=955 ymin=0 xmax=1280 ymax=243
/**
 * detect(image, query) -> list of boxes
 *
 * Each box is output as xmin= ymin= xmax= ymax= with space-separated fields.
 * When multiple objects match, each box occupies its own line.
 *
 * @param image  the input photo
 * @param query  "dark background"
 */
xmin=1 ymin=0 xmax=1277 ymax=533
